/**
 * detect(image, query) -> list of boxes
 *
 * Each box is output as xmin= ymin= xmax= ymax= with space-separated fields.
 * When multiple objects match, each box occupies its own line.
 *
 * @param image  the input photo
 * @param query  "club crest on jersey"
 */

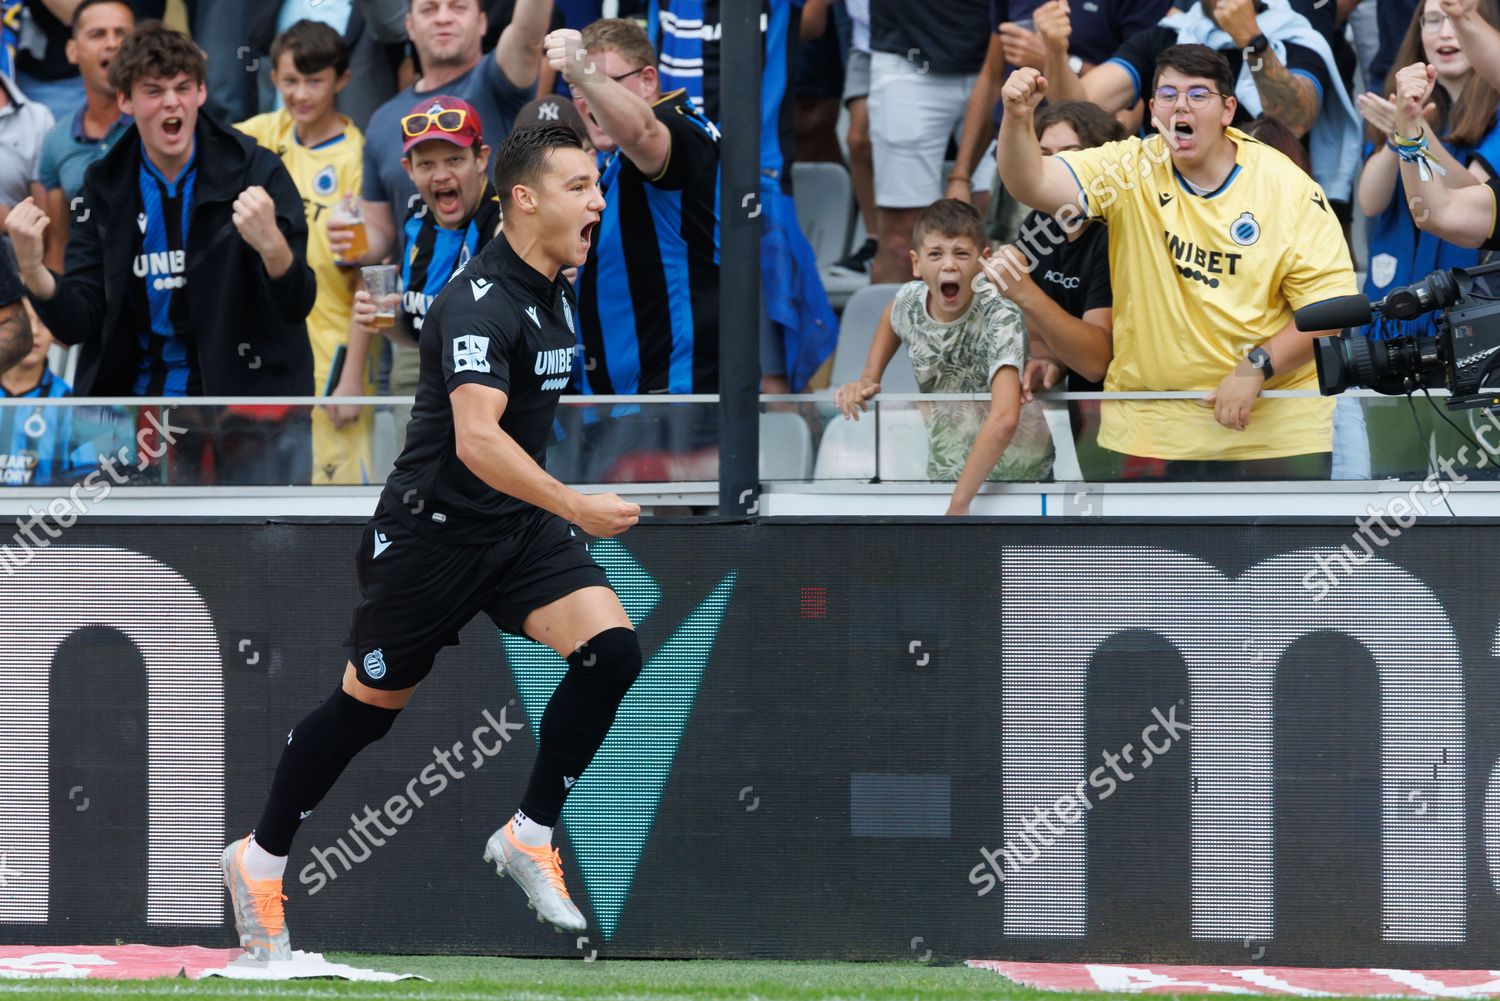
xmin=453 ymin=333 xmax=491 ymax=373
xmin=1229 ymin=211 xmax=1260 ymax=247
xmin=312 ymin=165 xmax=337 ymax=197
xmin=1370 ymin=252 xmax=1397 ymax=289
xmin=562 ymin=297 xmax=575 ymax=334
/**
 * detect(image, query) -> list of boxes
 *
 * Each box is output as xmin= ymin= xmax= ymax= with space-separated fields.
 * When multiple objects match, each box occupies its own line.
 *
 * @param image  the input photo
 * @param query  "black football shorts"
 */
xmin=343 ymin=507 xmax=611 ymax=690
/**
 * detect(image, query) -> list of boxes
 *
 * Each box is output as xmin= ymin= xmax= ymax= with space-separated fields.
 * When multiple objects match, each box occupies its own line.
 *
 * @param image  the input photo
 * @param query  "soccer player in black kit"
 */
xmin=222 ymin=124 xmax=641 ymax=960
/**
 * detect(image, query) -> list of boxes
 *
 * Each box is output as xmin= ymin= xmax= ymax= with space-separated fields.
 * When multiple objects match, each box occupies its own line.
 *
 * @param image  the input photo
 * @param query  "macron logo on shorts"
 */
xmin=453 ymin=334 xmax=491 ymax=373
xmin=372 ymin=531 xmax=392 ymax=559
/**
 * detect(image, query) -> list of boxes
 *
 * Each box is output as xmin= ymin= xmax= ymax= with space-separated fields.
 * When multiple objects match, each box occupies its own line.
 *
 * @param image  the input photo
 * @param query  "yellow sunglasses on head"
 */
xmin=401 ymin=108 xmax=469 ymax=138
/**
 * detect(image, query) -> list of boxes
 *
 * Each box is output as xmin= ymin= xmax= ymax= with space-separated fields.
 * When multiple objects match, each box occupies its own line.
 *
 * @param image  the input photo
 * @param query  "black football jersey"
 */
xmin=380 ymin=232 xmax=579 ymax=543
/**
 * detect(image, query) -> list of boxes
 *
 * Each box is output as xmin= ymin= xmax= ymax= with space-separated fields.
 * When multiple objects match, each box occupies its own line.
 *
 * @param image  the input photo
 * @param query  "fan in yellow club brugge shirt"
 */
xmin=994 ymin=43 xmax=1357 ymax=477
xmin=237 ymin=19 xmax=372 ymax=485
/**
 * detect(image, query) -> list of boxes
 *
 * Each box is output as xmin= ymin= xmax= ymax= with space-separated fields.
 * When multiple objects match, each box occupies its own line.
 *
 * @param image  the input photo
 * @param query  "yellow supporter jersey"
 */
xmin=237 ymin=110 xmax=373 ymax=484
xmin=1056 ymin=128 xmax=1357 ymax=461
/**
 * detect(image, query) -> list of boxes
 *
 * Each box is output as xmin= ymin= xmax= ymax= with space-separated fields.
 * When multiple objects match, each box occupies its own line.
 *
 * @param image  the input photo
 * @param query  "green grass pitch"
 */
xmin=0 ymin=956 xmax=1393 ymax=1001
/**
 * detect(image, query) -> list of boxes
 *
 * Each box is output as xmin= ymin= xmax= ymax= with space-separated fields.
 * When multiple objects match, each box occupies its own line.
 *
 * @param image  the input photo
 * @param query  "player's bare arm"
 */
xmin=451 ymin=381 xmax=638 ymax=537
xmin=996 ymin=69 xmax=1084 ymax=217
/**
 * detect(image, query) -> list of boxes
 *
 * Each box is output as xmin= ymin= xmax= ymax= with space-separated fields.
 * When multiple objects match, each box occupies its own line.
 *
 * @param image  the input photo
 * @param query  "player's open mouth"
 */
xmin=579 ymin=221 xmax=596 ymax=251
xmin=163 ymin=117 xmax=184 ymax=139
xmin=433 ymin=185 xmax=462 ymax=216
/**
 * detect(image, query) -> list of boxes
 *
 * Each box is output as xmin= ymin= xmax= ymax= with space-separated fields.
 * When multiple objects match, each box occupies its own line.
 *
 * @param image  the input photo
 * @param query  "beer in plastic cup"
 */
xmin=361 ymin=265 xmax=400 ymax=329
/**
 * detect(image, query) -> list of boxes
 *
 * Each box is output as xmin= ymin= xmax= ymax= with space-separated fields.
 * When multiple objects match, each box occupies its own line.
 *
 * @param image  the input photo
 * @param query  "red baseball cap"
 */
xmin=400 ymin=95 xmax=484 ymax=154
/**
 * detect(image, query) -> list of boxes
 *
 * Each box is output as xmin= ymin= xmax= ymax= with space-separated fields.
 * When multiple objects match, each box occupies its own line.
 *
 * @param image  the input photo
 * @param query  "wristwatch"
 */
xmin=1247 ymin=346 xmax=1274 ymax=379
xmin=1245 ymin=32 xmax=1270 ymax=55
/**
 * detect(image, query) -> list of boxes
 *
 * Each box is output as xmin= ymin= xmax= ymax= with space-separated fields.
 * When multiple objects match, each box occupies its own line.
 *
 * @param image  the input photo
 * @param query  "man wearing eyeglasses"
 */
xmin=331 ymin=0 xmax=554 ymax=270
xmin=997 ymin=44 xmax=1355 ymax=477
xmin=1040 ymin=0 xmax=1360 ymax=209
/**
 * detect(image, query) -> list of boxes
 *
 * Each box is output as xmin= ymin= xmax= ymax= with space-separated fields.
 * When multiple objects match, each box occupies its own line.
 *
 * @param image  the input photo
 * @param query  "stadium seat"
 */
xmin=792 ymin=161 xmax=854 ymax=273
xmin=759 ymin=410 xmax=814 ymax=481
xmin=813 ymin=406 xmax=930 ymax=481
xmin=831 ymin=284 xmax=915 ymax=392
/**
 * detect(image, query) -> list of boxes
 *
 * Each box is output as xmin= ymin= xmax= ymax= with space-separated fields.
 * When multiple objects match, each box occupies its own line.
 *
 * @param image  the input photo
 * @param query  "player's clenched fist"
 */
xmin=6 ymin=196 xmax=49 ymax=276
xmin=1001 ymin=67 xmax=1048 ymax=116
xmin=1394 ymin=62 xmax=1438 ymax=135
xmin=573 ymin=492 xmax=640 ymax=538
xmin=544 ymin=29 xmax=593 ymax=84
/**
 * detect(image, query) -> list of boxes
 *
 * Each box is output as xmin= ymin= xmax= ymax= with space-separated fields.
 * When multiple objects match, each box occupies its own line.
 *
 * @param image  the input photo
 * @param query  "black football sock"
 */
xmin=252 ymin=687 xmax=401 ymax=856
xmin=518 ymin=627 xmax=642 ymax=827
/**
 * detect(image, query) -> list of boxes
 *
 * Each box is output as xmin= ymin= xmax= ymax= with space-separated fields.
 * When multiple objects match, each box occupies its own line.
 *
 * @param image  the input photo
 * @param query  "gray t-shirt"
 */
xmin=0 ymin=76 xmax=54 ymax=207
xmin=890 ymin=279 xmax=1054 ymax=482
xmin=361 ymin=53 xmax=532 ymax=252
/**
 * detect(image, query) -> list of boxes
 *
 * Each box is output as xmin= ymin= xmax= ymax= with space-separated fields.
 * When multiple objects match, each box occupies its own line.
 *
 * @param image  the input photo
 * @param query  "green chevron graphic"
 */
xmin=500 ymin=539 xmax=736 ymax=940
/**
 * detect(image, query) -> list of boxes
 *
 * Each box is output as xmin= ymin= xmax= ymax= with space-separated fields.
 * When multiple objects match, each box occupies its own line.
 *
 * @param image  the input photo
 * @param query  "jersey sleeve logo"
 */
xmin=453 ymin=334 xmax=492 ymax=373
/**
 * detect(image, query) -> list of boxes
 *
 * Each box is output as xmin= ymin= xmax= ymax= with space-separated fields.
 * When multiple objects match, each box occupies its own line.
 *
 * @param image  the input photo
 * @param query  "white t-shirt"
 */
xmin=845 ymin=0 xmax=870 ymax=53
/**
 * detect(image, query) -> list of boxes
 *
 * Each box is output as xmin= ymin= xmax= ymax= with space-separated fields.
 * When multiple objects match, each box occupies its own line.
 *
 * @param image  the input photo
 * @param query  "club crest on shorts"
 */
xmin=1230 ymin=211 xmax=1260 ymax=247
xmin=363 ymin=648 xmax=387 ymax=680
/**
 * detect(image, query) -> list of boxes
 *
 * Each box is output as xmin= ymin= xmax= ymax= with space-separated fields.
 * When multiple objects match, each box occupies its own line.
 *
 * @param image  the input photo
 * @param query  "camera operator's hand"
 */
xmin=1394 ymin=62 xmax=1438 ymax=138
xmin=1204 ymin=361 xmax=1265 ymax=432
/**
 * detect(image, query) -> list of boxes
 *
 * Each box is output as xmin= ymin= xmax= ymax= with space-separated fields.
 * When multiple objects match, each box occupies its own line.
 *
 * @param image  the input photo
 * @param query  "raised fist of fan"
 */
xmin=5 ymin=197 xmax=48 ymax=276
xmin=1002 ymin=68 xmax=1048 ymax=116
xmin=1394 ymin=62 xmax=1439 ymax=136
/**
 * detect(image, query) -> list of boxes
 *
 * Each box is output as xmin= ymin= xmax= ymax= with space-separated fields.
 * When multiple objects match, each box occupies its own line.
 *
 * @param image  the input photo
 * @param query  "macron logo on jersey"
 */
xmin=453 ymin=334 xmax=491 ymax=373
xmin=372 ymin=531 xmax=392 ymax=559
xmin=471 ymin=278 xmax=492 ymax=301
xmin=525 ymin=305 xmax=541 ymax=327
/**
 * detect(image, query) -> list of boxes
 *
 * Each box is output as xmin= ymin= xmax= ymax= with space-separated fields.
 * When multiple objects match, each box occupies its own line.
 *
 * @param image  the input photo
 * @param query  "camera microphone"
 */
xmin=1294 ymin=294 xmax=1373 ymax=331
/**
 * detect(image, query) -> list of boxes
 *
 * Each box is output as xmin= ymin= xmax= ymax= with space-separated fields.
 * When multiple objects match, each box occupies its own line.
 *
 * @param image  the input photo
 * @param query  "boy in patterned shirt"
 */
xmin=835 ymin=198 xmax=1053 ymax=514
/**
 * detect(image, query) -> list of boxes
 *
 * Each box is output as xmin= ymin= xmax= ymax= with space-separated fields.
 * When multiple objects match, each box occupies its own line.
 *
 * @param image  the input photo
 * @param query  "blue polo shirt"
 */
xmin=38 ymin=108 xmax=132 ymax=202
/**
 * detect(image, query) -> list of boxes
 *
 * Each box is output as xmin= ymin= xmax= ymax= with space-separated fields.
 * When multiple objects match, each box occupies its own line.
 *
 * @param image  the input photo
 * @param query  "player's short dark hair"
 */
xmin=911 ymin=198 xmax=987 ymax=250
xmin=71 ymin=0 xmax=133 ymax=37
xmin=492 ymin=124 xmax=585 ymax=211
xmin=1034 ymin=101 xmax=1126 ymax=148
xmin=1152 ymin=44 xmax=1235 ymax=100
xmin=106 ymin=20 xmax=204 ymax=96
xmin=270 ymin=19 xmax=350 ymax=77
